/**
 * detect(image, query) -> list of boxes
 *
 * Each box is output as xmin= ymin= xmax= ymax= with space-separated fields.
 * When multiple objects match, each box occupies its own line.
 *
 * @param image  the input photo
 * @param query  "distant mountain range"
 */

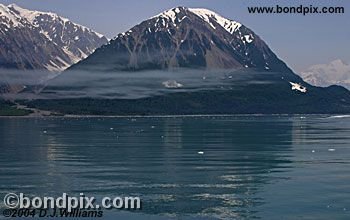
xmin=0 ymin=4 xmax=108 ymax=71
xmin=30 ymin=7 xmax=350 ymax=115
xmin=300 ymin=59 xmax=350 ymax=90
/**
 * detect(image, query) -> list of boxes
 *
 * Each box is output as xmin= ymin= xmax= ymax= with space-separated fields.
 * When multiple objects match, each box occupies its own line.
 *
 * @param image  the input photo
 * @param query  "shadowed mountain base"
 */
xmin=24 ymin=83 xmax=350 ymax=115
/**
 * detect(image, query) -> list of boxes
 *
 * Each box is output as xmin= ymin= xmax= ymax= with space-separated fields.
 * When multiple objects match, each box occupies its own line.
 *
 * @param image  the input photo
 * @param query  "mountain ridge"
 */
xmin=16 ymin=6 xmax=350 ymax=114
xmin=0 ymin=3 xmax=108 ymax=71
xmin=70 ymin=7 xmax=295 ymax=75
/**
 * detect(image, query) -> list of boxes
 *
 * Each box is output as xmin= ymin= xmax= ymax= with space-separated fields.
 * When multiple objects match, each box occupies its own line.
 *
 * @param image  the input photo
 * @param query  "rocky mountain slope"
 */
xmin=0 ymin=4 xmax=108 ymax=71
xmin=71 ymin=7 xmax=294 ymax=74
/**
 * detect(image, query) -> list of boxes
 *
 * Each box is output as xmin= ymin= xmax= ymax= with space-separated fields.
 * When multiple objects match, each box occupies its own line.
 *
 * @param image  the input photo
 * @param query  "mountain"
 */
xmin=300 ymin=59 xmax=350 ymax=90
xmin=25 ymin=7 xmax=350 ymax=114
xmin=0 ymin=4 xmax=108 ymax=71
xmin=70 ymin=7 xmax=294 ymax=74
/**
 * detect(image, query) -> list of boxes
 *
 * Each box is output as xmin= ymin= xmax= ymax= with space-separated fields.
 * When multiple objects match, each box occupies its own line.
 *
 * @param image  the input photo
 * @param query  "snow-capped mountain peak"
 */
xmin=188 ymin=8 xmax=242 ymax=34
xmin=0 ymin=4 xmax=108 ymax=71
xmin=300 ymin=59 xmax=350 ymax=90
xmin=8 ymin=3 xmax=105 ymax=38
xmin=151 ymin=7 xmax=242 ymax=35
xmin=7 ymin=3 xmax=46 ymax=24
xmin=72 ymin=6 xmax=294 ymax=73
xmin=151 ymin=7 xmax=183 ymax=23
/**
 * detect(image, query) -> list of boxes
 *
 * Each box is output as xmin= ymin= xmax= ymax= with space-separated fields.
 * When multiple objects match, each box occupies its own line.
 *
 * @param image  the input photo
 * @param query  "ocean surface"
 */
xmin=0 ymin=116 xmax=349 ymax=219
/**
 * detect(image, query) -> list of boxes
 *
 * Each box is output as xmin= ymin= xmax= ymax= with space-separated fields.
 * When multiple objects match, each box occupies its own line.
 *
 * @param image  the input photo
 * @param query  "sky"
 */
xmin=0 ymin=0 xmax=349 ymax=72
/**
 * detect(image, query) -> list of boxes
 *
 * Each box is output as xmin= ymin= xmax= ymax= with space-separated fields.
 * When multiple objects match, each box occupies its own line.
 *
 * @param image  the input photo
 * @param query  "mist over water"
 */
xmin=1 ymin=68 xmax=280 ymax=100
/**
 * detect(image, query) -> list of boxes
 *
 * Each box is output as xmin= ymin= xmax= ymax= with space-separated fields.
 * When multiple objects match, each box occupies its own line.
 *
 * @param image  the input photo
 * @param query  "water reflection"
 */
xmin=0 ymin=116 xmax=295 ymax=219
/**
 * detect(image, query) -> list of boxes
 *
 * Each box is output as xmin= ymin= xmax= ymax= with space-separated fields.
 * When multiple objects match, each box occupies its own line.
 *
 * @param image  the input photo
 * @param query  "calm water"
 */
xmin=0 ymin=116 xmax=349 ymax=219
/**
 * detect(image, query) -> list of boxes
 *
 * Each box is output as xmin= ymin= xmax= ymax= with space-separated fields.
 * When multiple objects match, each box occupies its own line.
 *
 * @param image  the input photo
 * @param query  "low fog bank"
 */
xmin=0 ymin=69 xmax=57 ymax=85
xmin=0 ymin=69 xmax=57 ymax=98
xmin=1 ymin=68 xmax=292 ymax=100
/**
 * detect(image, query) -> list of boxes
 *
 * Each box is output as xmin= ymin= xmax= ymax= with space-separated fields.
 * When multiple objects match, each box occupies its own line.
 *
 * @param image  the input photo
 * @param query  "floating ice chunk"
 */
xmin=198 ymin=151 xmax=204 ymax=155
xmin=110 ymin=128 xmax=114 ymax=130
xmin=43 ymin=131 xmax=47 ymax=134
xmin=328 ymin=115 xmax=350 ymax=119
xmin=312 ymin=150 xmax=315 ymax=153
xmin=289 ymin=82 xmax=307 ymax=93
xmin=328 ymin=148 xmax=336 ymax=152
xmin=162 ymin=80 xmax=183 ymax=88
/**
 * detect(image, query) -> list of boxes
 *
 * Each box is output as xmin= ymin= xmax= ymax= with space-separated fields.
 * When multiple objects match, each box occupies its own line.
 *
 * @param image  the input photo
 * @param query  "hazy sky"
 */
xmin=1 ymin=0 xmax=349 ymax=72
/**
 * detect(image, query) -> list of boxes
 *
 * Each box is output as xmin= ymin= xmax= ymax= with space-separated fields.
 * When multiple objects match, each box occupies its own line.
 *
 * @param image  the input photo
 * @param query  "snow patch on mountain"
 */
xmin=243 ymin=34 xmax=254 ymax=43
xmin=153 ymin=8 xmax=178 ymax=23
xmin=0 ymin=4 xmax=23 ymax=27
xmin=188 ymin=8 xmax=242 ymax=34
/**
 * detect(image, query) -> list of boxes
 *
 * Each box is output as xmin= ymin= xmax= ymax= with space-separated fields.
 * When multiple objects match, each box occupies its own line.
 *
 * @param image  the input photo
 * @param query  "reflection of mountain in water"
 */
xmin=0 ymin=117 xmax=294 ymax=219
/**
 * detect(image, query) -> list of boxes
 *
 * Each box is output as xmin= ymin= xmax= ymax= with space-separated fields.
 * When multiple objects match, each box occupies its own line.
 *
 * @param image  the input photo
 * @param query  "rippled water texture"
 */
xmin=0 ymin=116 xmax=349 ymax=219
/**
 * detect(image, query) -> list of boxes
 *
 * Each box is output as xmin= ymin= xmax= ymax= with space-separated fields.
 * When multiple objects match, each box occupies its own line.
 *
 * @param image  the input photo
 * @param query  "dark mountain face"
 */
xmin=71 ymin=7 xmax=293 ymax=75
xmin=0 ymin=4 xmax=108 ymax=71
